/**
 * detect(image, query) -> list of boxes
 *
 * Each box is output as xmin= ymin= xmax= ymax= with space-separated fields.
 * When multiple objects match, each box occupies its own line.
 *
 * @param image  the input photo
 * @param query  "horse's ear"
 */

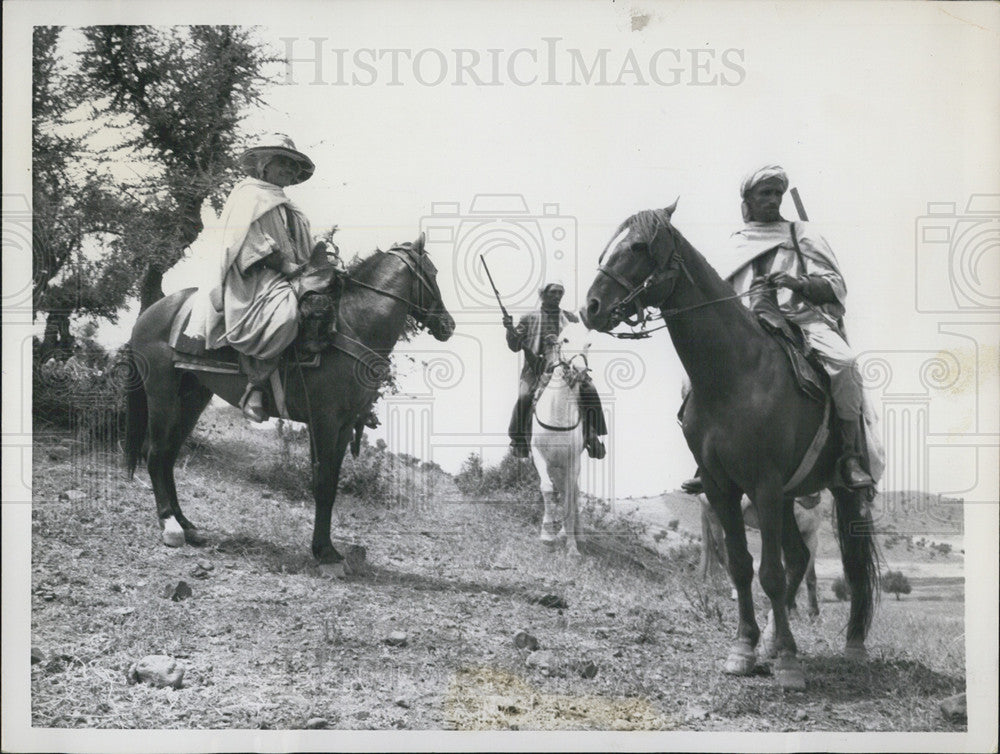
xmin=413 ymin=232 xmax=427 ymax=254
xmin=663 ymin=197 xmax=680 ymax=219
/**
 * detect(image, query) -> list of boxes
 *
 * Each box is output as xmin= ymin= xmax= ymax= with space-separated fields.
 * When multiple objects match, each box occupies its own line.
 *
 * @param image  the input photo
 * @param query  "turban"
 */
xmin=539 ymin=278 xmax=565 ymax=297
xmin=740 ymin=164 xmax=789 ymax=222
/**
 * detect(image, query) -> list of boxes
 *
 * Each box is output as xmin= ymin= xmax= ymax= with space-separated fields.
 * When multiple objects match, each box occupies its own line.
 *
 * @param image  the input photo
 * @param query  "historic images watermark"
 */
xmin=858 ymin=194 xmax=999 ymax=534
xmin=279 ymin=37 xmax=747 ymax=88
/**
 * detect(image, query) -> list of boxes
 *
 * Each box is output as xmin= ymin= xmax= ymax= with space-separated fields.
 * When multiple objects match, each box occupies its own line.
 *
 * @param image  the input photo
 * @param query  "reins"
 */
xmin=598 ymin=218 xmax=776 ymax=339
xmin=607 ymin=281 xmax=776 ymax=339
xmin=343 ymin=247 xmax=439 ymax=323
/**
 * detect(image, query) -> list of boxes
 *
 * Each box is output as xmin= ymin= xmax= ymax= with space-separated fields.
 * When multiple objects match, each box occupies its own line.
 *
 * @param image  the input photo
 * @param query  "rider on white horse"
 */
xmin=504 ymin=280 xmax=607 ymax=460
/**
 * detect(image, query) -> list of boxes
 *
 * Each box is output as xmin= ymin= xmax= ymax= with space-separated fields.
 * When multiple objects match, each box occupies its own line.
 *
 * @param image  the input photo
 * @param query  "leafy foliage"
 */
xmin=882 ymin=570 xmax=913 ymax=600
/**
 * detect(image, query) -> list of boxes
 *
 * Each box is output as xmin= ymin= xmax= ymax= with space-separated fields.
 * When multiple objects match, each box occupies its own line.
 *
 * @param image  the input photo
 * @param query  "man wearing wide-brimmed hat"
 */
xmin=191 ymin=133 xmax=330 ymax=422
xmin=504 ymin=280 xmax=607 ymax=459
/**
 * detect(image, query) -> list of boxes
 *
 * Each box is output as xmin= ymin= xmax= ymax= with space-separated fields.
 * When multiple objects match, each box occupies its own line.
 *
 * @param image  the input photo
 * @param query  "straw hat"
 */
xmin=239 ymin=133 xmax=315 ymax=185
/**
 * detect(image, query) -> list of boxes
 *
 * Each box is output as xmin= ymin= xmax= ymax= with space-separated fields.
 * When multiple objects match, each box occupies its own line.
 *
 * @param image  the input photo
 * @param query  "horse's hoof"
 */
xmin=184 ymin=528 xmax=207 ymax=546
xmin=761 ymin=638 xmax=778 ymax=660
xmin=775 ymin=653 xmax=806 ymax=691
xmin=318 ymin=561 xmax=348 ymax=580
xmin=723 ymin=641 xmax=756 ymax=675
xmin=162 ymin=518 xmax=185 ymax=548
xmin=844 ymin=642 xmax=867 ymax=662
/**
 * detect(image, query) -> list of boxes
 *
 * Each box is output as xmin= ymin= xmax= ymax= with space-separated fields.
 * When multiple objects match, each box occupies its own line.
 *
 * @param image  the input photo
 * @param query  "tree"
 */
xmin=76 ymin=25 xmax=275 ymax=310
xmin=33 ymin=26 xmax=134 ymax=360
xmin=881 ymin=570 xmax=912 ymax=601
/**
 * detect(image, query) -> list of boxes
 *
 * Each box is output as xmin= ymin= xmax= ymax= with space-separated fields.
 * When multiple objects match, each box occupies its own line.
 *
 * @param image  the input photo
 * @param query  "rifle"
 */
xmin=479 ymin=255 xmax=511 ymax=324
xmin=790 ymin=187 xmax=809 ymax=221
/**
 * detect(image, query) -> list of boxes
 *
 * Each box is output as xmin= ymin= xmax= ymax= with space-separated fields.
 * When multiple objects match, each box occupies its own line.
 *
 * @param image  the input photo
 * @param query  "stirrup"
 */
xmin=841 ymin=456 xmax=874 ymax=489
xmin=680 ymin=476 xmax=703 ymax=495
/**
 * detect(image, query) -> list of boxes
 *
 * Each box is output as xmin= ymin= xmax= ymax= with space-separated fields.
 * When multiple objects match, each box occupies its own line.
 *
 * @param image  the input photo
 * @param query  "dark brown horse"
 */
xmin=583 ymin=204 xmax=879 ymax=690
xmin=125 ymin=234 xmax=455 ymax=566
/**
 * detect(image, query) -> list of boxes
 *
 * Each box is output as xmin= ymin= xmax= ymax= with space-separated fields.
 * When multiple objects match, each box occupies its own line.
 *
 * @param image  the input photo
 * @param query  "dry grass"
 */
xmin=29 ymin=404 xmax=966 ymax=732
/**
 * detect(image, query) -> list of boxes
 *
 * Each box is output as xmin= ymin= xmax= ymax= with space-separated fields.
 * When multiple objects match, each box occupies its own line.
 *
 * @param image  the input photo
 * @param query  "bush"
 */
xmin=32 ymin=336 xmax=131 ymax=445
xmin=882 ymin=570 xmax=913 ymax=600
xmin=832 ymin=576 xmax=850 ymax=601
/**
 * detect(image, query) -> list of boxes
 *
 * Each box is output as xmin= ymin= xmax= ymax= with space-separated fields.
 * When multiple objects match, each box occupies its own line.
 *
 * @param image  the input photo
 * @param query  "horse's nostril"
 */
xmin=587 ymin=298 xmax=601 ymax=317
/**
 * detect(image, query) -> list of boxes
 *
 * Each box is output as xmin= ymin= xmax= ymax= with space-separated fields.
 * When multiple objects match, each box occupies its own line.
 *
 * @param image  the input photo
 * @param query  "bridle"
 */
xmin=346 ymin=244 xmax=444 ymax=328
xmin=596 ymin=220 xmax=692 ymax=337
xmin=596 ymin=218 xmax=772 ymax=339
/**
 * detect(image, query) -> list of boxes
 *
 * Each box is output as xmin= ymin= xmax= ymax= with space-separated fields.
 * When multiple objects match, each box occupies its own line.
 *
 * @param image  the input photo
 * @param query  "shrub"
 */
xmin=32 ymin=336 xmax=131 ymax=446
xmin=831 ymin=576 xmax=850 ymax=601
xmin=881 ymin=570 xmax=913 ymax=600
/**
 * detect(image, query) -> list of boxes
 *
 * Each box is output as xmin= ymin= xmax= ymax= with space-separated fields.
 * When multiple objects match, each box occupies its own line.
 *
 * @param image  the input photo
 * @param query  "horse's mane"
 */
xmin=618 ymin=208 xmax=668 ymax=244
xmin=345 ymin=250 xmax=385 ymax=279
xmin=345 ymin=242 xmax=415 ymax=280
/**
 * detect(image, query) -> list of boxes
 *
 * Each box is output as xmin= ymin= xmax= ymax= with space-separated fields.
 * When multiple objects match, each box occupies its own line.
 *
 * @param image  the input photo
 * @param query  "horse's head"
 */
xmin=583 ymin=199 xmax=684 ymax=333
xmin=392 ymin=232 xmax=456 ymax=341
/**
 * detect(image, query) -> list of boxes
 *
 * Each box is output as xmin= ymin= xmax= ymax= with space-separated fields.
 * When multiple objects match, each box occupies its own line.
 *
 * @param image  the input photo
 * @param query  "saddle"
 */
xmin=748 ymin=285 xmax=827 ymax=406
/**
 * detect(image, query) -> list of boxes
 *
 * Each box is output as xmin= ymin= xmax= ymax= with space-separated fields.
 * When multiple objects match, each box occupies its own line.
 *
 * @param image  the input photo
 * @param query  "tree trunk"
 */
xmin=39 ymin=311 xmax=73 ymax=362
xmin=138 ymin=264 xmax=165 ymax=313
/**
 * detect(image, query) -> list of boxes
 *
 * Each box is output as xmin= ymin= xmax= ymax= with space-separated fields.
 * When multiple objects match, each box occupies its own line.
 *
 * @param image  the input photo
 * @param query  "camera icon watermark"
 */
xmin=914 ymin=194 xmax=1000 ymax=313
xmin=420 ymin=194 xmax=577 ymax=314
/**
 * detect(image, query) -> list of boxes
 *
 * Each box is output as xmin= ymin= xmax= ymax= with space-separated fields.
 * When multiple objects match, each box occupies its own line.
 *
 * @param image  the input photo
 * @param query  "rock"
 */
xmin=304 ymin=717 xmax=327 ymax=729
xmin=354 ymin=710 xmax=370 ymax=721
xmin=384 ymin=631 xmax=408 ymax=647
xmin=196 ymin=561 xmax=214 ymax=571
xmin=525 ymin=650 xmax=554 ymax=675
xmin=31 ymin=648 xmax=46 ymax=665
xmin=611 ymin=718 xmax=631 ymax=731
xmin=939 ymin=693 xmax=966 ymax=723
xmin=577 ymin=661 xmax=598 ymax=679
xmin=594 ymin=627 xmax=611 ymax=639
xmin=126 ymin=655 xmax=185 ymax=689
xmin=793 ymin=708 xmax=808 ymax=721
xmin=394 ymin=697 xmax=411 ymax=709
xmin=534 ymin=594 xmax=568 ymax=609
xmin=513 ymin=631 xmax=539 ymax=651
xmin=189 ymin=564 xmax=211 ymax=580
xmin=163 ymin=581 xmax=193 ymax=601
xmin=58 ymin=489 xmax=87 ymax=502
xmin=262 ymin=491 xmax=273 ymax=499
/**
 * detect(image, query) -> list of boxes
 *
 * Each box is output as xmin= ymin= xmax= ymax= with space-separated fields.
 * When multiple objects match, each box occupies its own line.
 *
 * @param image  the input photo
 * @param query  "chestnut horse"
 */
xmin=125 ymin=234 xmax=454 ymax=566
xmin=583 ymin=204 xmax=879 ymax=690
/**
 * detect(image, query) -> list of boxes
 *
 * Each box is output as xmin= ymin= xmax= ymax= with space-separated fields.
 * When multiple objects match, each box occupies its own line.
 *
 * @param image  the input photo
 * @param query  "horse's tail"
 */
xmin=832 ymin=487 xmax=882 ymax=642
xmin=123 ymin=343 xmax=148 ymax=479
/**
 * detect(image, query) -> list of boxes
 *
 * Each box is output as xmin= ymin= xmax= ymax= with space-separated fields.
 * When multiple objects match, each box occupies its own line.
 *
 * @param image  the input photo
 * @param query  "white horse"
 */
xmin=531 ymin=322 xmax=594 ymax=556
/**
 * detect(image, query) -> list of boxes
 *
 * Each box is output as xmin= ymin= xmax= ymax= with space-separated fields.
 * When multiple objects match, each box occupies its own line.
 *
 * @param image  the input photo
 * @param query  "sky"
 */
xmin=7 ymin=1 xmax=1000 ymax=504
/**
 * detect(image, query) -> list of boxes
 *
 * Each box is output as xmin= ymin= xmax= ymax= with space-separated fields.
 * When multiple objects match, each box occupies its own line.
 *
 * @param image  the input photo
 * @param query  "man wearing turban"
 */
xmin=504 ymin=280 xmax=608 ymax=459
xmin=720 ymin=165 xmax=873 ymax=489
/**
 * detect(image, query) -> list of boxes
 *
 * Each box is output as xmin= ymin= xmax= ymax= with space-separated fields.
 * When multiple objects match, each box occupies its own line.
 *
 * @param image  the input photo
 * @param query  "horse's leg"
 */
xmin=763 ymin=497 xmax=809 ymax=659
xmin=783 ymin=498 xmax=810 ymax=617
xmin=531 ymin=442 xmax=560 ymax=545
xmin=704 ymin=478 xmax=758 ymax=676
xmin=563 ymin=442 xmax=582 ymax=557
xmin=832 ymin=486 xmax=879 ymax=661
xmin=143 ymin=368 xmax=187 ymax=547
xmin=754 ymin=482 xmax=805 ymax=690
xmin=804 ymin=511 xmax=820 ymax=618
xmin=168 ymin=377 xmax=214 ymax=535
xmin=310 ymin=417 xmax=353 ymax=564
